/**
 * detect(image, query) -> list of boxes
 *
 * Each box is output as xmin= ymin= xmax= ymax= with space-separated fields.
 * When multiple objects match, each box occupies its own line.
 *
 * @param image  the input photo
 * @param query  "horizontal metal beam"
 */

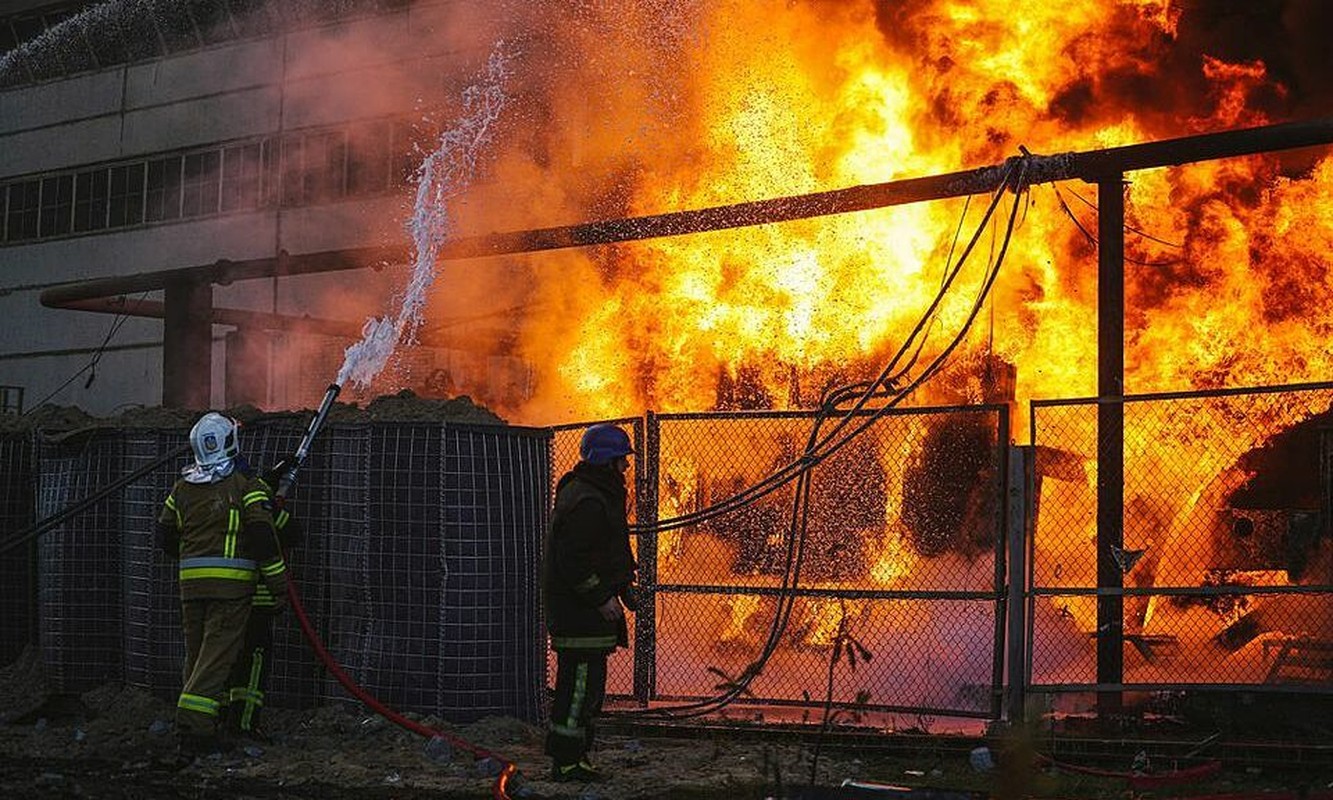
xmin=40 ymin=246 xmax=408 ymax=307
xmin=430 ymin=116 xmax=1333 ymax=260
xmin=51 ymin=295 xmax=364 ymax=336
xmin=39 ymin=116 xmax=1333 ymax=312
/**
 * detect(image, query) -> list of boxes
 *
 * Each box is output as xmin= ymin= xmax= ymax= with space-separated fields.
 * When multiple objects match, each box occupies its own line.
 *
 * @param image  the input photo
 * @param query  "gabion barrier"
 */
xmin=0 ymin=432 xmax=35 ymax=666
xmin=1030 ymin=382 xmax=1333 ymax=693
xmin=38 ymin=430 xmax=128 ymax=691
xmin=33 ymin=420 xmax=550 ymax=723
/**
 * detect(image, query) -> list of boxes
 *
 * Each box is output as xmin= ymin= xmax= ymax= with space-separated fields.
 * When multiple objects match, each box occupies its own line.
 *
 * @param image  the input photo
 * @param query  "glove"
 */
xmin=618 ymin=583 xmax=639 ymax=613
xmin=263 ymin=456 xmax=297 ymax=492
xmin=263 ymin=573 xmax=290 ymax=611
xmin=596 ymin=595 xmax=624 ymax=621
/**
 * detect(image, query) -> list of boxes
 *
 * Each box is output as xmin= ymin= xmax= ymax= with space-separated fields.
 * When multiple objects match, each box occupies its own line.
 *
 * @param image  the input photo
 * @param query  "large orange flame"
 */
xmin=422 ymin=0 xmax=1331 ymax=428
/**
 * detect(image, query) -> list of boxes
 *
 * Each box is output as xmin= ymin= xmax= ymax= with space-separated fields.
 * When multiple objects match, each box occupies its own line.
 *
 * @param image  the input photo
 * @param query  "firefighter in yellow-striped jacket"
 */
xmin=155 ymin=412 xmax=289 ymax=757
xmin=223 ymin=456 xmax=302 ymax=742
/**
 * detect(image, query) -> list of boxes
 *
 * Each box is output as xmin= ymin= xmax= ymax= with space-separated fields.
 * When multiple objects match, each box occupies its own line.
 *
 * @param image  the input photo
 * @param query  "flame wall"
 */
xmin=388 ymin=0 xmax=1333 ymax=427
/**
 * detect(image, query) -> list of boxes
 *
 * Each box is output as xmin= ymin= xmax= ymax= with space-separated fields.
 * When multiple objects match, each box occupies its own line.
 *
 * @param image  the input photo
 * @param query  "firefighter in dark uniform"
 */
xmin=543 ymin=423 xmax=638 ymax=782
xmin=223 ymin=456 xmax=302 ymax=742
xmin=155 ymin=413 xmax=289 ymax=756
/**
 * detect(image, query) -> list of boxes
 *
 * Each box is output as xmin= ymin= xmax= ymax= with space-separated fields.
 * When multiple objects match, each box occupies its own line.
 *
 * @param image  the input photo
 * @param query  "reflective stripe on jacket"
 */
xmin=158 ymin=471 xmax=283 ymax=600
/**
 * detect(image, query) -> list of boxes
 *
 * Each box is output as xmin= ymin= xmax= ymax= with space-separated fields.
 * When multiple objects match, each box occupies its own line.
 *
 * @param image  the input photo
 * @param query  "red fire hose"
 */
xmin=284 ymin=571 xmax=518 ymax=799
xmin=1036 ymin=751 xmax=1333 ymax=798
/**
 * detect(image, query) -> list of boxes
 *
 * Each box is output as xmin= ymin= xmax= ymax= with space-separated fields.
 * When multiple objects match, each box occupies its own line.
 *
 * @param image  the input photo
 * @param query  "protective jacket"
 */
xmin=543 ymin=462 xmax=637 ymax=651
xmin=251 ymin=474 xmax=301 ymax=609
xmin=155 ymin=471 xmax=287 ymax=600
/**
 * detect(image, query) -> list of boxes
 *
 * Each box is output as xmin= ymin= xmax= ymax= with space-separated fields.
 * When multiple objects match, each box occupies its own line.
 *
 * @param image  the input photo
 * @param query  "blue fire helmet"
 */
xmin=579 ymin=424 xmax=634 ymax=466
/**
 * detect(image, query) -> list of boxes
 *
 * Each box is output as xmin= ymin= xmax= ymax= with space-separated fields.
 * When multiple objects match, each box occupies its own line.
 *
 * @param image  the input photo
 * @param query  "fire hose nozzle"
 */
xmin=277 ymin=382 xmax=342 ymax=500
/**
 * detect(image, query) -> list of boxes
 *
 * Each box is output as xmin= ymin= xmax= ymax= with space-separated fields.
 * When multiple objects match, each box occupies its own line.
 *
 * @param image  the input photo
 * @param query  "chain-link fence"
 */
xmin=551 ymin=407 xmax=1010 ymax=721
xmin=548 ymin=419 xmax=644 ymax=701
xmin=1029 ymin=382 xmax=1333 ymax=693
xmin=14 ymin=382 xmax=1332 ymax=726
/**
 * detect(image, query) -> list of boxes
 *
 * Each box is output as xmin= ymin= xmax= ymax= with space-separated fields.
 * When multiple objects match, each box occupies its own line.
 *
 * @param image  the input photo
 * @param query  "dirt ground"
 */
xmin=4 ymin=639 xmax=1333 ymax=800
xmin=0 ymin=645 xmax=906 ymax=800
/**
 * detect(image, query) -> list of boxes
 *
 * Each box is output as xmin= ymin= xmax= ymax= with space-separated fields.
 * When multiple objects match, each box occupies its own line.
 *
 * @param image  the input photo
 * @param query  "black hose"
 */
xmin=619 ymin=157 xmax=1031 ymax=720
xmin=0 ymin=442 xmax=192 ymax=556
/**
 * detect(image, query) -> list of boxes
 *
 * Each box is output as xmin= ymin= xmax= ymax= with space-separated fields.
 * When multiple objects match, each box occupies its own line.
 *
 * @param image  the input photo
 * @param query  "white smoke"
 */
xmin=336 ymin=43 xmax=513 ymax=389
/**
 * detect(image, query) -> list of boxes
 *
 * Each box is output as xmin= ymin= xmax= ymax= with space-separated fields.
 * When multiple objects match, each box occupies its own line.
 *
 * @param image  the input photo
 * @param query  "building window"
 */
xmin=261 ymin=137 xmax=279 ymax=208
xmin=303 ymin=130 xmax=347 ymax=204
xmin=221 ymin=143 xmax=262 ymax=212
xmin=181 ymin=151 xmax=220 ymax=218
xmin=73 ymin=168 xmax=110 ymax=232
xmin=279 ymin=134 xmax=305 ymax=207
xmin=39 ymin=175 xmax=74 ymax=237
xmin=0 ymin=385 xmax=22 ymax=416
xmin=5 ymin=181 xmax=39 ymax=242
xmin=1 ymin=114 xmax=415 ymax=246
xmin=347 ymin=121 xmax=392 ymax=196
xmin=392 ymin=120 xmax=423 ymax=187
xmin=108 ymin=163 xmax=145 ymax=227
xmin=145 ymin=156 xmax=182 ymax=222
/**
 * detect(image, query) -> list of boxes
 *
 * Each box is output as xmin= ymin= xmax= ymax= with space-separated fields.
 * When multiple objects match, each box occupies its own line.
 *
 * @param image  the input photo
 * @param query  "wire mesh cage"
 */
xmin=0 ymin=432 xmax=36 ymax=666
xmin=34 ymin=418 xmax=550 ymax=723
xmin=37 ymin=430 xmax=127 ymax=691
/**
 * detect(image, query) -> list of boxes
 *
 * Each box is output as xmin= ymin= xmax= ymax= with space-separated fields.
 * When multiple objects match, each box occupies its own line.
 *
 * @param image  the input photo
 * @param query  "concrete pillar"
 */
xmin=163 ymin=279 xmax=212 ymax=409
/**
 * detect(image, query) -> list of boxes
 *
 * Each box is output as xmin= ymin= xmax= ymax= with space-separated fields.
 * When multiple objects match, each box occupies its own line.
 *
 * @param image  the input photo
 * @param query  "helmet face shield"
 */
xmin=189 ymin=412 xmax=240 ymax=468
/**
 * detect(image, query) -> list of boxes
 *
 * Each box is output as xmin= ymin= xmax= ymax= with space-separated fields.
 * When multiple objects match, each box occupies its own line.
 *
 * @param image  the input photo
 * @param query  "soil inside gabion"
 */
xmin=0 ymin=390 xmax=507 ymax=435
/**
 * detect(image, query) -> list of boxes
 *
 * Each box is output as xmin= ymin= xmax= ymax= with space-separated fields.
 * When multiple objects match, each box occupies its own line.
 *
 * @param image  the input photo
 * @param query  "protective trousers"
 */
xmin=226 ymin=607 xmax=277 ymax=734
xmin=178 ymin=597 xmax=251 ymax=737
xmin=545 ymin=648 xmax=609 ymax=766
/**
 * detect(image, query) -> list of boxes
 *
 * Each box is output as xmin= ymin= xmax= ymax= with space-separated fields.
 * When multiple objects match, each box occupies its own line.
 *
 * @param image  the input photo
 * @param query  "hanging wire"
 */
xmin=620 ymin=155 xmax=1032 ymax=720
xmin=1051 ymin=183 xmax=1182 ymax=267
xmin=20 ymin=292 xmax=150 ymax=416
xmin=636 ymin=158 xmax=1027 ymax=537
xmin=1063 ymin=183 xmax=1184 ymax=249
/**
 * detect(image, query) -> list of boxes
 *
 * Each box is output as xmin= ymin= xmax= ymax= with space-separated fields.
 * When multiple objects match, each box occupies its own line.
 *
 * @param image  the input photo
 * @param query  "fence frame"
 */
xmin=1027 ymin=379 xmax=1333 ymax=699
xmin=554 ymin=404 xmax=1012 ymax=720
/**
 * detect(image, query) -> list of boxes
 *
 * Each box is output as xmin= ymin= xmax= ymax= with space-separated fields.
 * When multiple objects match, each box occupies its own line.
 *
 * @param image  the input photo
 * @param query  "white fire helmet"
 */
xmin=189 ymin=412 xmax=240 ymax=469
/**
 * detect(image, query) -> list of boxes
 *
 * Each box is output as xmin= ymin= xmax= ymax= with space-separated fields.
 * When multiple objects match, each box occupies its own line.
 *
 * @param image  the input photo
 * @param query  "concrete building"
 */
xmin=0 ymin=0 xmax=512 ymax=416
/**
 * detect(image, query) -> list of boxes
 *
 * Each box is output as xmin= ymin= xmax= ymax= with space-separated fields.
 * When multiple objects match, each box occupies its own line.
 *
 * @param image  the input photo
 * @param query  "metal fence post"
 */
xmin=633 ymin=412 xmax=659 ymax=705
xmin=990 ymin=409 xmax=1012 ymax=721
xmin=1006 ymin=445 xmax=1031 ymax=722
xmin=1096 ymin=174 xmax=1126 ymax=717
